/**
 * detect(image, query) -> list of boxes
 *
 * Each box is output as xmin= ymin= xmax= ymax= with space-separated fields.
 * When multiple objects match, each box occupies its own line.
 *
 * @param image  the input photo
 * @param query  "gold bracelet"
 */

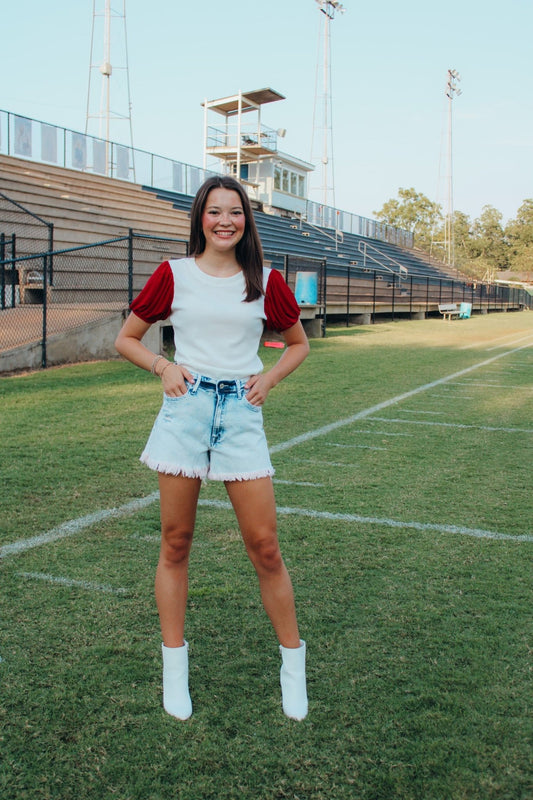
xmin=150 ymin=354 xmax=164 ymax=375
xmin=159 ymin=362 xmax=174 ymax=379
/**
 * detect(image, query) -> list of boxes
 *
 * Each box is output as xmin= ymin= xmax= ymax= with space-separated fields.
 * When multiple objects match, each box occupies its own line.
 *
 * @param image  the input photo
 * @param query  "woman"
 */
xmin=115 ymin=175 xmax=310 ymax=721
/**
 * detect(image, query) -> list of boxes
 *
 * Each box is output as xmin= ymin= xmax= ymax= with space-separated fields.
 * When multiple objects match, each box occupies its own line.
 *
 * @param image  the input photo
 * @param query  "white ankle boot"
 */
xmin=162 ymin=641 xmax=192 ymax=720
xmin=279 ymin=640 xmax=308 ymax=720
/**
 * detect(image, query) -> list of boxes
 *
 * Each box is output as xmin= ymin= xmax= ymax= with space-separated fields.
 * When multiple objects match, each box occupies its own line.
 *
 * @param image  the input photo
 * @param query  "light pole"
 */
xmin=444 ymin=69 xmax=462 ymax=268
xmin=310 ymin=0 xmax=345 ymax=209
xmin=85 ymin=0 xmax=135 ymax=177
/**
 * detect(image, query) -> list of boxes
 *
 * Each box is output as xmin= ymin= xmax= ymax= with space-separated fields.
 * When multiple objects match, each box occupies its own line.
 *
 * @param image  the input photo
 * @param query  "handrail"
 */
xmin=296 ymin=214 xmax=343 ymax=250
xmin=358 ymin=241 xmax=408 ymax=280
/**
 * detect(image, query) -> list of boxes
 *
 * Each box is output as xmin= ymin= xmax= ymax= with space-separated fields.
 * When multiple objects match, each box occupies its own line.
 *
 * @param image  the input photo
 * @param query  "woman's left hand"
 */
xmin=245 ymin=322 xmax=310 ymax=406
xmin=244 ymin=373 xmax=274 ymax=406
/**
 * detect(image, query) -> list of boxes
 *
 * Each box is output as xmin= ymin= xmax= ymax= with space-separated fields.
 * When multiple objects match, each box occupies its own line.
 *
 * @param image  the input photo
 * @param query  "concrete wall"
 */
xmin=1 ymin=313 xmax=128 ymax=373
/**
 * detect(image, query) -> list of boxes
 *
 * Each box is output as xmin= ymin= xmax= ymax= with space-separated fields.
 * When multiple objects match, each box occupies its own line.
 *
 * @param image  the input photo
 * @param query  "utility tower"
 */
xmin=85 ymin=0 xmax=135 ymax=177
xmin=444 ymin=68 xmax=462 ymax=268
xmin=310 ymin=0 xmax=345 ymax=209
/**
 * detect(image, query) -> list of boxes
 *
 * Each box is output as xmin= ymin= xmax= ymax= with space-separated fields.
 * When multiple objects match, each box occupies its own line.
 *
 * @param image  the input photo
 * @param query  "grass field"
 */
xmin=1 ymin=312 xmax=532 ymax=800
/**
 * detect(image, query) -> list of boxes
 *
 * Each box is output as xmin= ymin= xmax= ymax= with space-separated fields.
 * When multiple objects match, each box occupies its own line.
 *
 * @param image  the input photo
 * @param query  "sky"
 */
xmin=1 ymin=0 xmax=532 ymax=224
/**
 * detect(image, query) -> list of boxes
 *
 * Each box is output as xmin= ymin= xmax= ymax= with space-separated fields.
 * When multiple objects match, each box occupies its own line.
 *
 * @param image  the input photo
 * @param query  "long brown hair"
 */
xmin=189 ymin=176 xmax=264 ymax=302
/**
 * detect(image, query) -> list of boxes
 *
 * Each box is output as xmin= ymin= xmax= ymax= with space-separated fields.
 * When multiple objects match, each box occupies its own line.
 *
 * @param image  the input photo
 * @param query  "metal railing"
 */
xmin=337 ymin=263 xmax=531 ymax=324
xmin=358 ymin=240 xmax=408 ymax=280
xmin=0 ymin=108 xmax=414 ymax=250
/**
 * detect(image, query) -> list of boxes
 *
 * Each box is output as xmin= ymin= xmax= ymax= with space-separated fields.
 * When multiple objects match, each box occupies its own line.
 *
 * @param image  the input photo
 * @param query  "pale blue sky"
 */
xmin=1 ymin=0 xmax=531 ymax=223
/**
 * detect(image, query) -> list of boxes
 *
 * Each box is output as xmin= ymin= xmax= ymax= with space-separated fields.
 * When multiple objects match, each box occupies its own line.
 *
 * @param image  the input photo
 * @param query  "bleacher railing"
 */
xmin=0 ymin=110 xmax=217 ymax=197
xmin=0 ymin=109 xmax=413 ymax=250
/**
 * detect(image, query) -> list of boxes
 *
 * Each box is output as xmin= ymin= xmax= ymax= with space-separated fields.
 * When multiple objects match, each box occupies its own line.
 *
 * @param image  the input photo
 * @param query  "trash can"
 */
xmin=294 ymin=272 xmax=318 ymax=305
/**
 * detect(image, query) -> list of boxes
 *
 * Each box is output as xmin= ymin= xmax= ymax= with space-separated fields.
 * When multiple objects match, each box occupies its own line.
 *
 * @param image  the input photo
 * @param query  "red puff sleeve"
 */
xmin=264 ymin=268 xmax=301 ymax=332
xmin=129 ymin=261 xmax=174 ymax=323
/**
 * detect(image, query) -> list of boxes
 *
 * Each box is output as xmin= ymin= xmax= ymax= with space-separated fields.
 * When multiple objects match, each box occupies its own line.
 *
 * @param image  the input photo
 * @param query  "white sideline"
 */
xmin=2 ymin=338 xmax=532 ymax=560
xmin=269 ymin=339 xmax=533 ymax=454
xmin=197 ymin=499 xmax=533 ymax=543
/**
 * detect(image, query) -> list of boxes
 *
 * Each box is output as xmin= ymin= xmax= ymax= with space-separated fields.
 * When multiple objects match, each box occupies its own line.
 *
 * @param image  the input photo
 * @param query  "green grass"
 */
xmin=1 ymin=312 xmax=532 ymax=799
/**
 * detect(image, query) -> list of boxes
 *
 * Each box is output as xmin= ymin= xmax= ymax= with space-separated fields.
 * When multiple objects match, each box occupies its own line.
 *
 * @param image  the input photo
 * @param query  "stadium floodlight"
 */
xmin=310 ymin=1 xmax=346 ymax=207
xmin=446 ymin=68 xmax=461 ymax=99
xmin=315 ymin=0 xmax=345 ymax=19
xmin=444 ymin=69 xmax=462 ymax=270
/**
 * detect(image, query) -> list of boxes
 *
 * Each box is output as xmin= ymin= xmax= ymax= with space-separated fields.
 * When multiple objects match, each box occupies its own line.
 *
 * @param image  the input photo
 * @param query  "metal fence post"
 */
xmin=346 ymin=265 xmax=351 ymax=326
xmin=128 ymin=228 xmax=134 ymax=304
xmin=48 ymin=223 xmax=54 ymax=284
xmin=372 ymin=271 xmax=376 ymax=323
xmin=321 ymin=258 xmax=327 ymax=336
xmin=0 ymin=233 xmax=5 ymax=310
xmin=10 ymin=234 xmax=16 ymax=308
xmin=42 ymin=253 xmax=48 ymax=369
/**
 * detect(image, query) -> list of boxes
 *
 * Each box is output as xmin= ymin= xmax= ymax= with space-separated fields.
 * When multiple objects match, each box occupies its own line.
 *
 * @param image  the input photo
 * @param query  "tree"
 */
xmin=375 ymin=189 xmax=532 ymax=280
xmin=374 ymin=188 xmax=442 ymax=249
xmin=505 ymin=199 xmax=533 ymax=276
xmin=431 ymin=210 xmax=474 ymax=266
xmin=468 ymin=205 xmax=510 ymax=277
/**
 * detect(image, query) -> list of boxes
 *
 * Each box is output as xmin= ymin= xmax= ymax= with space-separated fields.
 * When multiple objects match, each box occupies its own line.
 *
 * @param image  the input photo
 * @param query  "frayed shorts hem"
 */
xmin=140 ymin=454 xmax=274 ymax=482
xmin=209 ymin=468 xmax=275 ymax=482
xmin=140 ymin=454 xmax=208 ymax=479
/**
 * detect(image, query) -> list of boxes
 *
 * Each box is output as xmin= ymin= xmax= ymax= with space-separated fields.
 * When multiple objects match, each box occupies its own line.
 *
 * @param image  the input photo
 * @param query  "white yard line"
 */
xmin=196 ymin=499 xmax=532 ymax=543
xmin=2 ymin=337 xmax=532 ymax=561
xmin=0 ymin=493 xmax=159 ymax=559
xmin=17 ymin=572 xmax=129 ymax=595
xmin=460 ymin=332 xmax=533 ymax=350
xmin=368 ymin=417 xmax=533 ymax=434
xmin=269 ymin=339 xmax=533 ymax=454
xmin=486 ymin=333 xmax=533 ymax=351
xmin=325 ymin=443 xmax=388 ymax=450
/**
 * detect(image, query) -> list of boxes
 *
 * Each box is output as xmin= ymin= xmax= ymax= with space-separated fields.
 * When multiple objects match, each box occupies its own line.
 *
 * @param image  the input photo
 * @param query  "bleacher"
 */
xmin=0 ymin=155 xmax=190 ymax=252
xmin=142 ymin=186 xmax=456 ymax=284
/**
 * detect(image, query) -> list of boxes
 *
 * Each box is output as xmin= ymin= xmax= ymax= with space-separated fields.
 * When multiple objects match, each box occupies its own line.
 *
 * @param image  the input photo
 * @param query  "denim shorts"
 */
xmin=140 ymin=373 xmax=274 ymax=481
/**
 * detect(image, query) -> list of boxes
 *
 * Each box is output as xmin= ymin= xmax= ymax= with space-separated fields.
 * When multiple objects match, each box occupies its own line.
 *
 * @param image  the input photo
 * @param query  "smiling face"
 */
xmin=201 ymin=187 xmax=246 ymax=255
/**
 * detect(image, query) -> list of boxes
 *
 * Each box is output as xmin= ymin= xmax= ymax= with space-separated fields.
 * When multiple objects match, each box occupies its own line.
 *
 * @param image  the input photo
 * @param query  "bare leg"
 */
xmin=155 ymin=473 xmax=202 ymax=648
xmin=224 ymin=477 xmax=301 ymax=648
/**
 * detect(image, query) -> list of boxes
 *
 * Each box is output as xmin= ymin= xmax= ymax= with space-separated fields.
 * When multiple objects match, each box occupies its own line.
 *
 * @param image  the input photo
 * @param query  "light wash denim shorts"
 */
xmin=140 ymin=373 xmax=274 ymax=481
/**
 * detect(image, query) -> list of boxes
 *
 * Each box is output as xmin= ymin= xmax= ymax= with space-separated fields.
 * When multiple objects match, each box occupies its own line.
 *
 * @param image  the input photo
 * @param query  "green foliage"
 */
xmin=505 ymin=199 xmax=533 ymax=276
xmin=375 ymin=189 xmax=533 ymax=279
xmin=374 ymin=187 xmax=442 ymax=249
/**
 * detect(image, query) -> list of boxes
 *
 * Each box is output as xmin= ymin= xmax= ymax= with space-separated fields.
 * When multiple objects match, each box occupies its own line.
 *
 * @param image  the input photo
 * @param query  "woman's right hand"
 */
xmin=160 ymin=363 xmax=194 ymax=397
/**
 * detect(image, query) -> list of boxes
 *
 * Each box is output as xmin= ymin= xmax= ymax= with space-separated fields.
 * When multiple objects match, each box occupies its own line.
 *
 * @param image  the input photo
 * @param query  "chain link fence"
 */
xmin=0 ymin=232 xmax=188 ymax=369
xmin=1 ymin=234 xmax=531 ymax=372
xmin=0 ymin=191 xmax=54 ymax=309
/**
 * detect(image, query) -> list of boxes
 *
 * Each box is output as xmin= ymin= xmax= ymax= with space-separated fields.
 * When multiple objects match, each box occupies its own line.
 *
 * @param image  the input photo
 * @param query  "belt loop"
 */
xmin=237 ymin=379 xmax=245 ymax=399
xmin=189 ymin=372 xmax=201 ymax=395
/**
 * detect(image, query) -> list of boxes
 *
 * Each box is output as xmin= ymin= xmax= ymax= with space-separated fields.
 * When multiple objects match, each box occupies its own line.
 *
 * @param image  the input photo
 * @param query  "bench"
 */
xmin=438 ymin=302 xmax=472 ymax=321
xmin=438 ymin=303 xmax=461 ymax=320
xmin=18 ymin=267 xmax=52 ymax=305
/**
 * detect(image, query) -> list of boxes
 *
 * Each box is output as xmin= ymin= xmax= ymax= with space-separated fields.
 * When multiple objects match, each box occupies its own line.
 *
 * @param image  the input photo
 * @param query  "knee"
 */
xmin=160 ymin=526 xmax=193 ymax=566
xmin=248 ymin=532 xmax=284 ymax=574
